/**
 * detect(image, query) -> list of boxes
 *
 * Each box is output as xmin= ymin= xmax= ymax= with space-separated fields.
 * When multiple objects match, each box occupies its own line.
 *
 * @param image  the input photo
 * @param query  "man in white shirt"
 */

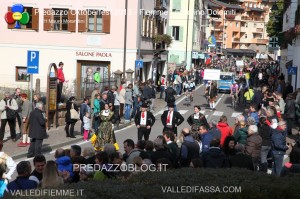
xmin=134 ymin=103 xmax=156 ymax=141
xmin=161 ymin=103 xmax=184 ymax=136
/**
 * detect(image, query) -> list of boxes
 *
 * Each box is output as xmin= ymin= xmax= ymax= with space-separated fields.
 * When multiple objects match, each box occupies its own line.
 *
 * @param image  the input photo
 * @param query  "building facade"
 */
xmin=206 ymin=0 xmax=271 ymax=55
xmin=0 ymin=0 xmax=170 ymax=97
xmin=167 ymin=0 xmax=203 ymax=70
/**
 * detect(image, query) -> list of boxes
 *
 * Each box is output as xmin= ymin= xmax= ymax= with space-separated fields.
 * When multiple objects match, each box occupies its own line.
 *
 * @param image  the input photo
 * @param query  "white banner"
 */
xmin=236 ymin=60 xmax=244 ymax=66
xmin=203 ymin=69 xmax=221 ymax=80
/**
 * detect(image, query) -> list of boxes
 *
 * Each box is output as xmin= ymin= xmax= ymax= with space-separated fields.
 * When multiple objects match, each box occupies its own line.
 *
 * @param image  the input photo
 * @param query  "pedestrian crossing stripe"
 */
xmin=156 ymin=110 xmax=189 ymax=115
xmin=231 ymin=112 xmax=242 ymax=118
xmin=212 ymin=111 xmax=223 ymax=116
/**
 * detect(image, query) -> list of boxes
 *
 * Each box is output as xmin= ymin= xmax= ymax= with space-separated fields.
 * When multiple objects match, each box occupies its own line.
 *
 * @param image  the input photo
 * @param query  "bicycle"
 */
xmin=231 ymin=93 xmax=237 ymax=109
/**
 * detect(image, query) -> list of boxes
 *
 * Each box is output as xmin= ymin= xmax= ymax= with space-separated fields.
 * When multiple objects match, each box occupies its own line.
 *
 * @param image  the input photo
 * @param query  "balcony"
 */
xmin=214 ymin=25 xmax=224 ymax=31
xmin=225 ymin=14 xmax=235 ymax=20
xmin=241 ymin=16 xmax=252 ymax=21
xmin=232 ymin=38 xmax=240 ymax=42
xmin=256 ymin=28 xmax=263 ymax=33
xmin=253 ymin=17 xmax=265 ymax=22
xmin=252 ymin=38 xmax=268 ymax=44
xmin=241 ymin=26 xmax=248 ymax=32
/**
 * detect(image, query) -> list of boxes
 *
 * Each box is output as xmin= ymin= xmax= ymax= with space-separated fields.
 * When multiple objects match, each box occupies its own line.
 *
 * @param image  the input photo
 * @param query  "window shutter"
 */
xmin=68 ymin=10 xmax=76 ymax=32
xmin=7 ymin=7 xmax=15 ymax=29
xmin=152 ymin=18 xmax=156 ymax=37
xmin=179 ymin=26 xmax=183 ymax=42
xmin=168 ymin=26 xmax=172 ymax=36
xmin=32 ymin=8 xmax=39 ymax=31
xmin=44 ymin=9 xmax=52 ymax=31
xmin=102 ymin=11 xmax=111 ymax=34
xmin=78 ymin=10 xmax=87 ymax=32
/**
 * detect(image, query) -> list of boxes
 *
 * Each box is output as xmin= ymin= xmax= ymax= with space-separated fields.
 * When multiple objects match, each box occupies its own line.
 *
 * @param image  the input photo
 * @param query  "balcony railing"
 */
xmin=214 ymin=26 xmax=224 ymax=30
xmin=225 ymin=14 xmax=235 ymax=20
xmin=253 ymin=18 xmax=264 ymax=22
xmin=256 ymin=28 xmax=263 ymax=32
xmin=241 ymin=16 xmax=252 ymax=21
xmin=233 ymin=38 xmax=240 ymax=42
xmin=257 ymin=39 xmax=268 ymax=44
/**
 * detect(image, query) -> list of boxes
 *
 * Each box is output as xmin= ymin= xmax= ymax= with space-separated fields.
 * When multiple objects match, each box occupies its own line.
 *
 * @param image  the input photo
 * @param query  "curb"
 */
xmin=12 ymin=85 xmax=202 ymax=160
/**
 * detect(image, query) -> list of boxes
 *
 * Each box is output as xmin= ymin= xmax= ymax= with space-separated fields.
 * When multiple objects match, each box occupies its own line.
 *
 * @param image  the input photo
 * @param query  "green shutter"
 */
xmin=179 ymin=26 xmax=183 ymax=42
xmin=168 ymin=26 xmax=172 ymax=35
xmin=172 ymin=0 xmax=181 ymax=11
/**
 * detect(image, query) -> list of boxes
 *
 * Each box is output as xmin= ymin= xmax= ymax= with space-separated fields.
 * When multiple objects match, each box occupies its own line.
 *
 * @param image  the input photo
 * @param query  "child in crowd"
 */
xmin=83 ymin=112 xmax=91 ymax=141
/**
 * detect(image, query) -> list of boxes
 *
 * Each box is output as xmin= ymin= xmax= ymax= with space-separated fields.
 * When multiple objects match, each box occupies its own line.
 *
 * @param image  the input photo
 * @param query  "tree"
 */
xmin=266 ymin=0 xmax=284 ymax=38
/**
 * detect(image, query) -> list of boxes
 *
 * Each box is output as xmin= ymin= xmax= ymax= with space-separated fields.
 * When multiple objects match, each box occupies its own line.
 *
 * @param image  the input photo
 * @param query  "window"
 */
xmin=245 ymin=34 xmax=247 ymax=38
xmin=172 ymin=26 xmax=180 ymax=40
xmin=236 ymin=22 xmax=238 ymax=27
xmin=16 ymin=67 xmax=30 ymax=82
xmin=88 ymin=10 xmax=102 ymax=32
xmin=254 ymin=23 xmax=257 ymax=27
xmin=53 ymin=8 xmax=69 ymax=31
xmin=172 ymin=0 xmax=181 ymax=11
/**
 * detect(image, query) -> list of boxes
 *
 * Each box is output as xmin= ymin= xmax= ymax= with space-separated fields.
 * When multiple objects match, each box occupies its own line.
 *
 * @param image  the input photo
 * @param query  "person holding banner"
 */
xmin=207 ymin=81 xmax=218 ymax=110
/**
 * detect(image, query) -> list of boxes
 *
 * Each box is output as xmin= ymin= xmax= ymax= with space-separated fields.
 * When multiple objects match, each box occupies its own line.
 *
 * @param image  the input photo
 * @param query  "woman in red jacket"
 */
xmin=217 ymin=115 xmax=233 ymax=147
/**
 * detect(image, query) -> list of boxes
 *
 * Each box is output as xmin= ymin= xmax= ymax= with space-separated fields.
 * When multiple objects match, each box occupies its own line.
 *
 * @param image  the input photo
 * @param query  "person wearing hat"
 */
xmin=161 ymin=103 xmax=184 ymax=136
xmin=57 ymin=62 xmax=65 ymax=104
xmin=134 ymin=103 xmax=155 ymax=141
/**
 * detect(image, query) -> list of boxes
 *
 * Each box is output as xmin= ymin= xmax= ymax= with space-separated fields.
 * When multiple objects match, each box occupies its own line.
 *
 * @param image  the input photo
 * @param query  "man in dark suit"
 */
xmin=134 ymin=103 xmax=156 ymax=141
xmin=27 ymin=102 xmax=48 ymax=158
xmin=161 ymin=103 xmax=184 ymax=136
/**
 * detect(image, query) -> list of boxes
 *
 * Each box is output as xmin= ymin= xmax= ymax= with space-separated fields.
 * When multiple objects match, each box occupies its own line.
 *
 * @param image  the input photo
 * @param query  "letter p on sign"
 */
xmin=27 ymin=50 xmax=39 ymax=74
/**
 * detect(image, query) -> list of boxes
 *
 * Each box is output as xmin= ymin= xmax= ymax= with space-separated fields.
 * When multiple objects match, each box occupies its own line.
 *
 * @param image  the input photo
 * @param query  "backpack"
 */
xmin=5 ymin=99 xmax=17 ymax=120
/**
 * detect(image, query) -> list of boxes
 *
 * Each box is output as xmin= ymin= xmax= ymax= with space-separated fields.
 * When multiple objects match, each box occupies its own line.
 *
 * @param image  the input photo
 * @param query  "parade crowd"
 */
xmin=0 ymin=59 xmax=300 ymax=197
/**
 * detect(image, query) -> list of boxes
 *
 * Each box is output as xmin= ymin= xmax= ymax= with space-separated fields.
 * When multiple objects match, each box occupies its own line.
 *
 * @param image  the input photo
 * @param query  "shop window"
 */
xmin=16 ymin=67 xmax=30 ymax=82
xmin=7 ymin=6 xmax=39 ymax=30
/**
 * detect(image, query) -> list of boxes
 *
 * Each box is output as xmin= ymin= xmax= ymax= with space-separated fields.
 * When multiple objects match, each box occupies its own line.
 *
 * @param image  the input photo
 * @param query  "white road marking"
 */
xmin=200 ymin=110 xmax=205 ymax=114
xmin=213 ymin=111 xmax=224 ymax=116
xmin=231 ymin=112 xmax=242 ymax=118
xmin=215 ymin=94 xmax=224 ymax=107
xmin=205 ymin=115 xmax=208 ymax=118
xmin=178 ymin=110 xmax=189 ymax=115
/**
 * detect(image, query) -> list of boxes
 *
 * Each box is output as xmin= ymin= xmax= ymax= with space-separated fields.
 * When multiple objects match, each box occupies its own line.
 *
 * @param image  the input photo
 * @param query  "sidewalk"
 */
xmin=2 ymin=91 xmax=187 ymax=160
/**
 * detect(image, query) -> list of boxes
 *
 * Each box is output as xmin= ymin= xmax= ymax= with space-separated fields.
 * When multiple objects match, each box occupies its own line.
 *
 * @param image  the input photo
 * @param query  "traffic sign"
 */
xmin=27 ymin=50 xmax=39 ymax=74
xmin=135 ymin=60 xmax=143 ymax=68
xmin=288 ymin=67 xmax=297 ymax=75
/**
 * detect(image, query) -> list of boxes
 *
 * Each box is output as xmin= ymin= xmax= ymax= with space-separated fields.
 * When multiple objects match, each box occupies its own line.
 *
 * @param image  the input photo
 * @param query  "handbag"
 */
xmin=5 ymin=99 xmax=17 ymax=120
xmin=70 ymin=103 xmax=80 ymax=120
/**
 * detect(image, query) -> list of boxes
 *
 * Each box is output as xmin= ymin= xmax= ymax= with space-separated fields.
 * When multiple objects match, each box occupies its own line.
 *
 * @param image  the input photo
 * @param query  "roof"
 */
xmin=210 ymin=0 xmax=244 ymax=10
xmin=250 ymin=8 xmax=265 ymax=12
xmin=208 ymin=1 xmax=222 ymax=9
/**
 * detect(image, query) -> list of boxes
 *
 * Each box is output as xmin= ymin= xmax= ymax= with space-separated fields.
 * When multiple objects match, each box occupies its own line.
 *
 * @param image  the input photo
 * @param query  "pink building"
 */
xmin=0 ymin=0 xmax=143 ymax=98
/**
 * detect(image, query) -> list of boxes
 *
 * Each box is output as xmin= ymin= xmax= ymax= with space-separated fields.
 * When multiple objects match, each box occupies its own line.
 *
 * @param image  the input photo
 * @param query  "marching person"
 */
xmin=187 ymin=105 xmax=209 ymax=133
xmin=27 ymin=102 xmax=48 ymax=158
xmin=134 ymin=103 xmax=156 ymax=141
xmin=97 ymin=103 xmax=115 ymax=149
xmin=17 ymin=93 xmax=32 ymax=147
xmin=161 ymin=103 xmax=184 ymax=136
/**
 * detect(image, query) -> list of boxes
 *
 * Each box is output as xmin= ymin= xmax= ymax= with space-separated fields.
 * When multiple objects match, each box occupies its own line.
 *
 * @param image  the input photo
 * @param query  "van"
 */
xmin=217 ymin=72 xmax=235 ymax=93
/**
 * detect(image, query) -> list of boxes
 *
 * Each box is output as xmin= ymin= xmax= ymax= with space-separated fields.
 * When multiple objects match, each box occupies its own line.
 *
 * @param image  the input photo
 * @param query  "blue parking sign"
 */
xmin=27 ymin=51 xmax=39 ymax=74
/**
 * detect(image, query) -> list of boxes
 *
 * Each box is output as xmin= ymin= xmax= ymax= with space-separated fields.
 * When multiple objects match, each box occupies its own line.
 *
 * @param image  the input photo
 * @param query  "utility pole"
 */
xmin=123 ymin=0 xmax=128 ymax=78
xmin=136 ymin=0 xmax=142 ymax=80
xmin=185 ymin=0 xmax=191 ymax=67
